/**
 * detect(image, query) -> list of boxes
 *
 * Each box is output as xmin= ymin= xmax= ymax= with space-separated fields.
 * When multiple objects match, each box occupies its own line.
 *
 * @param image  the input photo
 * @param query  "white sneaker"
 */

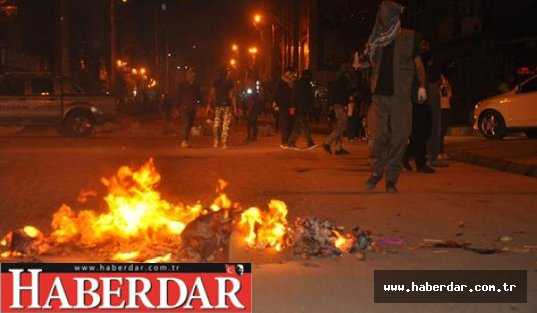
xmin=213 ymin=140 xmax=219 ymax=148
xmin=180 ymin=140 xmax=190 ymax=148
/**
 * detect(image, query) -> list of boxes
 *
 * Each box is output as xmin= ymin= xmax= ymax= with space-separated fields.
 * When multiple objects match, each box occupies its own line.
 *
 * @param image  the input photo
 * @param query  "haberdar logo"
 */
xmin=0 ymin=263 xmax=252 ymax=313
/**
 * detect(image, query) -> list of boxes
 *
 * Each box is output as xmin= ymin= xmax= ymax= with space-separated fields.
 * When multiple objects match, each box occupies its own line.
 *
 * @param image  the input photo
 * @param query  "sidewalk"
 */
xmin=445 ymin=135 xmax=537 ymax=177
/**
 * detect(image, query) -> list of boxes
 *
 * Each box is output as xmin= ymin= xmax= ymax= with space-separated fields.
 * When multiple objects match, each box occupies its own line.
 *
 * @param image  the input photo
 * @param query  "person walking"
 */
xmin=273 ymin=68 xmax=297 ymax=148
xmin=322 ymin=66 xmax=353 ymax=155
xmin=286 ymin=70 xmax=318 ymax=149
xmin=402 ymin=70 xmax=435 ymax=173
xmin=207 ymin=67 xmax=237 ymax=149
xmin=438 ymin=72 xmax=452 ymax=159
xmin=176 ymin=67 xmax=203 ymax=148
xmin=364 ymin=0 xmax=428 ymax=193
xmin=243 ymin=79 xmax=262 ymax=143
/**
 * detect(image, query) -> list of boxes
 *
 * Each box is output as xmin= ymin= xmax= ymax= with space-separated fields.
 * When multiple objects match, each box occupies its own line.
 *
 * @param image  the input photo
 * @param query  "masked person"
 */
xmin=273 ymin=68 xmax=297 ymax=148
xmin=364 ymin=0 xmax=427 ymax=193
xmin=207 ymin=67 xmax=237 ymax=149
xmin=176 ymin=67 xmax=203 ymax=148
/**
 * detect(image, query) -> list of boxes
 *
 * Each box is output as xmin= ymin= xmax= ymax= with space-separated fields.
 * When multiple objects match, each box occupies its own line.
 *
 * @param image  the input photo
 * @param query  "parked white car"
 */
xmin=474 ymin=74 xmax=537 ymax=139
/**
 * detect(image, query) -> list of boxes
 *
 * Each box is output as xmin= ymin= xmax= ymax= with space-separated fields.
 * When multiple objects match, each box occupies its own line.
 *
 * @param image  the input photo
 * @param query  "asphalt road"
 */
xmin=0 ymin=121 xmax=536 ymax=312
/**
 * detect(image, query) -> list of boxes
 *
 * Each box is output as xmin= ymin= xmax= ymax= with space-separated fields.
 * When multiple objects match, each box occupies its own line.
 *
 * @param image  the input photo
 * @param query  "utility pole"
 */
xmin=60 ymin=0 xmax=70 ymax=78
xmin=110 ymin=0 xmax=116 ymax=91
xmin=154 ymin=6 xmax=159 ymax=90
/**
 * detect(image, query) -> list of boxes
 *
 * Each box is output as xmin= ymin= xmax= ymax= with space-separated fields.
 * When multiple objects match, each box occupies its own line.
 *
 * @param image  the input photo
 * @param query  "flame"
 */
xmin=36 ymin=158 xmax=217 ymax=261
xmin=23 ymin=226 xmax=42 ymax=238
xmin=77 ymin=190 xmax=97 ymax=204
xmin=144 ymin=253 xmax=172 ymax=263
xmin=239 ymin=200 xmax=289 ymax=251
xmin=332 ymin=230 xmax=353 ymax=253
xmin=0 ymin=159 xmax=294 ymax=262
xmin=111 ymin=251 xmax=140 ymax=262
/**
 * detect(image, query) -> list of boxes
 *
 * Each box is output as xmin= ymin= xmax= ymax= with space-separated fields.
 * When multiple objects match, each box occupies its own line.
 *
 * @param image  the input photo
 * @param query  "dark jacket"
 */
xmin=274 ymin=79 xmax=293 ymax=110
xmin=329 ymin=74 xmax=352 ymax=106
xmin=177 ymin=81 xmax=202 ymax=109
xmin=294 ymin=78 xmax=314 ymax=115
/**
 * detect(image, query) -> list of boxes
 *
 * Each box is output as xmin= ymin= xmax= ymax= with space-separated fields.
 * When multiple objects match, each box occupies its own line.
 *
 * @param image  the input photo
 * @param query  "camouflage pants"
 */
xmin=213 ymin=106 xmax=232 ymax=144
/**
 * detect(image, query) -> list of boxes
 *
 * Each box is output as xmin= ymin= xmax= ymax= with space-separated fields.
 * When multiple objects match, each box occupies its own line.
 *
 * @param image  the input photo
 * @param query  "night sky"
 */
xmin=1 ymin=0 xmax=262 ymax=85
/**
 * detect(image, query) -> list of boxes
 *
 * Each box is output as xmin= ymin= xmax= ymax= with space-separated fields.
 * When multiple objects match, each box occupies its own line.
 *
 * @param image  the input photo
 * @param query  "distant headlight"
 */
xmin=90 ymin=106 xmax=99 ymax=113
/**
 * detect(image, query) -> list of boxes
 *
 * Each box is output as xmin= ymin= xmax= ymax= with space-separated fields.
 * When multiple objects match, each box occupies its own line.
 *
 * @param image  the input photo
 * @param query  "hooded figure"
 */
xmin=363 ymin=0 xmax=428 ymax=193
xmin=365 ymin=1 xmax=404 ymax=60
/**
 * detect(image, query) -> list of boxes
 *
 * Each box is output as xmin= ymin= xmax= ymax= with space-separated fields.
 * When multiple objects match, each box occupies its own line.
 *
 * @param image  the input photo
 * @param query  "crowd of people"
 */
xmin=171 ymin=0 xmax=454 ymax=193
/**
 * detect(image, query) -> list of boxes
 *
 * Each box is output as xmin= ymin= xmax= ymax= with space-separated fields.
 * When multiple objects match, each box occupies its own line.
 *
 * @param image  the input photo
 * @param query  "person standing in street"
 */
xmin=273 ymin=68 xmax=297 ymax=148
xmin=322 ymin=66 xmax=353 ymax=155
xmin=207 ymin=67 xmax=237 ymax=149
xmin=439 ymin=72 xmax=452 ymax=159
xmin=176 ymin=67 xmax=203 ymax=148
xmin=424 ymin=46 xmax=449 ymax=168
xmin=286 ymin=70 xmax=318 ymax=150
xmin=364 ymin=0 xmax=428 ymax=193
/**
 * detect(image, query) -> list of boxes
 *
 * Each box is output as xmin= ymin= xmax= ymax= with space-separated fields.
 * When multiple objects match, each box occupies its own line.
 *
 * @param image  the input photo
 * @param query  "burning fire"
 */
xmin=331 ymin=230 xmax=353 ymax=253
xmin=46 ymin=159 xmax=206 ymax=262
xmin=0 ymin=159 xmax=369 ymax=262
xmin=239 ymin=200 xmax=289 ymax=251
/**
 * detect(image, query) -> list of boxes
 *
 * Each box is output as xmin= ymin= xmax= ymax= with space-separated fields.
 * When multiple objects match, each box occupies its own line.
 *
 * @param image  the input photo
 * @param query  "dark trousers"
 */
xmin=440 ymin=109 xmax=450 ymax=153
xmin=279 ymin=111 xmax=294 ymax=145
xmin=287 ymin=114 xmax=314 ymax=146
xmin=427 ymin=82 xmax=441 ymax=162
xmin=181 ymin=107 xmax=196 ymax=141
xmin=404 ymin=102 xmax=432 ymax=167
xmin=246 ymin=112 xmax=259 ymax=140
xmin=348 ymin=115 xmax=360 ymax=140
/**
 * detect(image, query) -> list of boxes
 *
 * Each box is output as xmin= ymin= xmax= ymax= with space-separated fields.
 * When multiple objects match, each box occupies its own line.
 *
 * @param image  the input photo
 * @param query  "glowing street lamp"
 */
xmin=253 ymin=13 xmax=262 ymax=25
xmin=140 ymin=67 xmax=147 ymax=75
xmin=248 ymin=47 xmax=258 ymax=65
xmin=232 ymin=44 xmax=238 ymax=52
xmin=229 ymin=59 xmax=237 ymax=67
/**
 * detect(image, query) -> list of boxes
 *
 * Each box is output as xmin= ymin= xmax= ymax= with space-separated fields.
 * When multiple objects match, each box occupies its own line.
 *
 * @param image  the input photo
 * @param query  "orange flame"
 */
xmin=332 ymin=230 xmax=353 ymax=253
xmin=239 ymin=200 xmax=289 ymax=251
xmin=46 ymin=159 xmax=207 ymax=259
xmin=1 ymin=159 xmax=292 ymax=262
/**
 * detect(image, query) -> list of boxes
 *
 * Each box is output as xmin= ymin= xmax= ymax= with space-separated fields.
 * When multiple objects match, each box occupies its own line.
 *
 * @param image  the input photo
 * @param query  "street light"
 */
xmin=248 ymin=47 xmax=258 ymax=65
xmin=253 ymin=13 xmax=262 ymax=25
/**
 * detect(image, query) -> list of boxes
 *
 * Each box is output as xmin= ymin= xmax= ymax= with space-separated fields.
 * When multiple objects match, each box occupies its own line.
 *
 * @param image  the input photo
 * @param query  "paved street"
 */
xmin=0 ymin=120 xmax=536 ymax=312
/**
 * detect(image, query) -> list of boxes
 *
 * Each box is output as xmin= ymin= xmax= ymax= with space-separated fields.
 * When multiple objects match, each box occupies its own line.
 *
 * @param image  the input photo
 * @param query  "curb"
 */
xmin=446 ymin=126 xmax=479 ymax=137
xmin=450 ymin=151 xmax=537 ymax=178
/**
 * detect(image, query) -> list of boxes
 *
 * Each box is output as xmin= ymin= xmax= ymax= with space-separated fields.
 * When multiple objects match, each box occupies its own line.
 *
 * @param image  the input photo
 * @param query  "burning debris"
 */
xmin=0 ymin=159 xmax=372 ymax=263
xmin=238 ymin=200 xmax=290 ymax=252
xmin=292 ymin=218 xmax=371 ymax=258
xmin=0 ymin=226 xmax=49 ymax=258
